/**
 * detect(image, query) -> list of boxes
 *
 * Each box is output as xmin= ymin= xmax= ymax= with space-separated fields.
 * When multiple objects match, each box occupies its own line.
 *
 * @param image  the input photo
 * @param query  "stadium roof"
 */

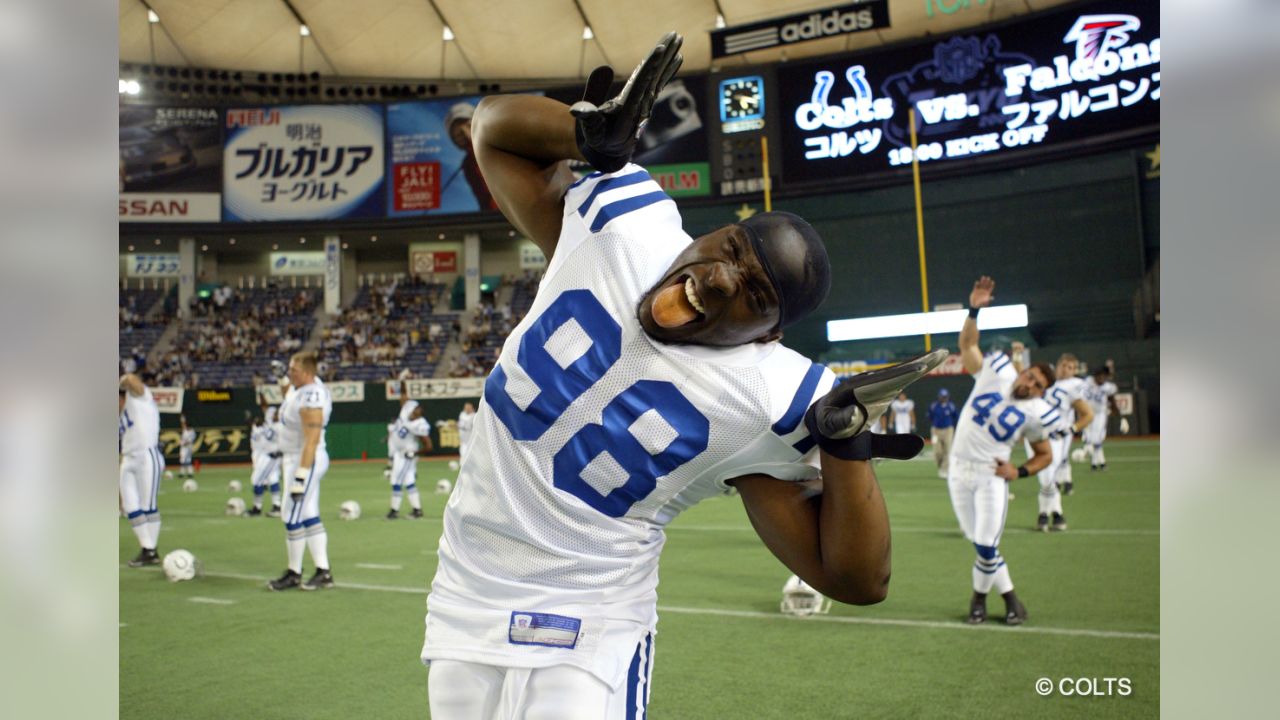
xmin=120 ymin=0 xmax=1079 ymax=83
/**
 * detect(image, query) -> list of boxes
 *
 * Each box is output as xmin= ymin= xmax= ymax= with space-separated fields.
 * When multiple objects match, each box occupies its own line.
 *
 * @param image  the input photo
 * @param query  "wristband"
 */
xmin=1016 ymin=465 xmax=1029 ymax=478
xmin=968 ymin=307 xmax=980 ymax=318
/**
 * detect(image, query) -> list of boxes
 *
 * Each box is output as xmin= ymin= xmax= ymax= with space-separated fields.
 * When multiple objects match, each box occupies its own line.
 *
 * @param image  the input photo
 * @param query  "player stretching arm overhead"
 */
xmin=420 ymin=32 xmax=947 ymax=719
xmin=950 ymin=276 xmax=1055 ymax=626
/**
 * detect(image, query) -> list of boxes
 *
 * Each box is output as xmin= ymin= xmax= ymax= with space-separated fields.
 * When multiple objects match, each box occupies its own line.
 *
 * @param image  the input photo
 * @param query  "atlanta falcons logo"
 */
xmin=1063 ymin=14 xmax=1141 ymax=62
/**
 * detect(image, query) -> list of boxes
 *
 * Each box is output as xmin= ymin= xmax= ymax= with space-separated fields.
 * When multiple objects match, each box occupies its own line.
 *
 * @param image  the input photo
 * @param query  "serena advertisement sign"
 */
xmin=777 ymin=0 xmax=1159 ymax=183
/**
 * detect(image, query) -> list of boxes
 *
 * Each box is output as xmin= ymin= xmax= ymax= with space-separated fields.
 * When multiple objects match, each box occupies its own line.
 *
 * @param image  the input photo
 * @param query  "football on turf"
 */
xmin=435 ymin=479 xmax=453 ymax=495
xmin=228 ymin=480 xmax=243 ymax=493
xmin=1070 ymin=448 xmax=1088 ymax=463
xmin=226 ymin=497 xmax=246 ymax=516
xmin=182 ymin=479 xmax=198 ymax=493
xmin=448 ymin=460 xmax=459 ymax=471
xmin=162 ymin=550 xmax=199 ymax=582
xmin=339 ymin=500 xmax=361 ymax=520
xmin=164 ymin=470 xmax=175 ymax=479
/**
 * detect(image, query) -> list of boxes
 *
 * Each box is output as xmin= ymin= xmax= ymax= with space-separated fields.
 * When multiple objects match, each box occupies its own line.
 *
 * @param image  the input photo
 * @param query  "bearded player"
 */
xmin=420 ymin=32 xmax=946 ymax=719
xmin=951 ymin=276 xmax=1056 ymax=625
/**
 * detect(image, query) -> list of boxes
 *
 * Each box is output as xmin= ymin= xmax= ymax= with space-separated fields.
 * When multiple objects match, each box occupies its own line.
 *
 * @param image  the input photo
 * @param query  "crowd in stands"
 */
xmin=319 ymin=276 xmax=456 ymax=382
xmin=118 ymin=270 xmax=546 ymax=387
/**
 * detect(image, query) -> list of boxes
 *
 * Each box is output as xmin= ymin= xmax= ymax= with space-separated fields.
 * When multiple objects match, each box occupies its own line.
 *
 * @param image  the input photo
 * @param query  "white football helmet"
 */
xmin=780 ymin=575 xmax=831 ymax=617
xmin=162 ymin=549 xmax=200 ymax=582
xmin=225 ymin=497 xmax=246 ymax=516
xmin=435 ymin=479 xmax=453 ymax=495
xmin=182 ymin=479 xmax=198 ymax=493
xmin=339 ymin=500 xmax=361 ymax=520
xmin=1070 ymin=448 xmax=1088 ymax=463
xmin=228 ymin=480 xmax=243 ymax=493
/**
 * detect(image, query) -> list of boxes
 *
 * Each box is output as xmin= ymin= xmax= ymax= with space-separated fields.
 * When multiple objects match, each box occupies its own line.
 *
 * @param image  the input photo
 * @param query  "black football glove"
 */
xmin=570 ymin=32 xmax=683 ymax=173
xmin=804 ymin=350 xmax=949 ymax=461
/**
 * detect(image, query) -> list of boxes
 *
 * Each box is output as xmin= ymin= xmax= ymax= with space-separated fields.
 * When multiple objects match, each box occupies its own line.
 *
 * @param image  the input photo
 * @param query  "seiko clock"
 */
xmin=719 ymin=76 xmax=765 ymax=123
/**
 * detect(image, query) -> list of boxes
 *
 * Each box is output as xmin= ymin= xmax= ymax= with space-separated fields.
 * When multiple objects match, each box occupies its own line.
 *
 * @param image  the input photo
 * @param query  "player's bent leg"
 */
xmin=427 ymin=660 xmax=505 ymax=720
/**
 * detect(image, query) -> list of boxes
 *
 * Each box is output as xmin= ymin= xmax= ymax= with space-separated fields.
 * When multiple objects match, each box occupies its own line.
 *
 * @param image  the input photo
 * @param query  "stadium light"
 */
xmin=299 ymin=24 xmax=310 ymax=37
xmin=715 ymin=14 xmax=727 ymax=29
xmin=827 ymin=304 xmax=1029 ymax=342
xmin=442 ymin=25 xmax=455 ymax=41
xmin=147 ymin=9 xmax=160 ymax=24
xmin=119 ymin=79 xmax=141 ymax=95
xmin=582 ymin=26 xmax=594 ymax=40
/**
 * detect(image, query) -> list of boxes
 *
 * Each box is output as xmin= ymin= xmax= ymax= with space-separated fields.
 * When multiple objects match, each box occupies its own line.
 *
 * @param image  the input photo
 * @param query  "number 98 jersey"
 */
xmin=425 ymin=166 xmax=833 ymax=681
xmin=951 ymin=351 xmax=1054 ymax=465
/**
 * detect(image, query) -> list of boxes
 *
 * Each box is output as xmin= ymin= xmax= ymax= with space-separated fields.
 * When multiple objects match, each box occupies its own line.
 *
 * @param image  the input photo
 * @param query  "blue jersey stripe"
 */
xmin=568 ymin=171 xmax=602 ymax=190
xmin=771 ymin=362 xmax=825 ymax=436
xmin=992 ymin=358 xmax=1011 ymax=373
xmin=589 ymin=190 xmax=671 ymax=232
xmin=576 ymin=171 xmax=652 ymax=217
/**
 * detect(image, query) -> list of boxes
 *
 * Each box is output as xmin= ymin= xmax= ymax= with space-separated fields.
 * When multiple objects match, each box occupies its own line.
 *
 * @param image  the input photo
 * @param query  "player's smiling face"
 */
xmin=637 ymin=224 xmax=782 ymax=346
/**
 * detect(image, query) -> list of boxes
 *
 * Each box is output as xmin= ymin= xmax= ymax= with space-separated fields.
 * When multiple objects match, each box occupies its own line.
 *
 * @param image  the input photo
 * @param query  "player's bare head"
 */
xmin=288 ymin=351 xmax=319 ymax=384
xmin=180 ymin=414 xmax=188 ymax=427
xmin=637 ymin=211 xmax=829 ymax=347
xmin=1055 ymin=353 xmax=1079 ymax=379
xmin=463 ymin=402 xmax=475 ymax=413
xmin=1013 ymin=362 xmax=1054 ymax=399
xmin=1092 ymin=365 xmax=1112 ymax=380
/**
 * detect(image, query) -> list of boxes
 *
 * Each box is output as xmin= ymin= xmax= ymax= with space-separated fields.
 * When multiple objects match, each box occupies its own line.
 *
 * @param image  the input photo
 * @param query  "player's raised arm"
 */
xmin=1070 ymin=398 xmax=1094 ymax=433
xmin=960 ymin=276 xmax=995 ymax=374
xmin=471 ymin=32 xmax=683 ymax=259
xmin=733 ymin=351 xmax=947 ymax=605
xmin=119 ymin=373 xmax=145 ymax=397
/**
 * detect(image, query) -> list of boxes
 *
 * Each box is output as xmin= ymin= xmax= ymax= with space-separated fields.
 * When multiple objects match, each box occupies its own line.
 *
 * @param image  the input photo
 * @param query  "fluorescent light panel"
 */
xmin=827 ymin=305 xmax=1028 ymax=342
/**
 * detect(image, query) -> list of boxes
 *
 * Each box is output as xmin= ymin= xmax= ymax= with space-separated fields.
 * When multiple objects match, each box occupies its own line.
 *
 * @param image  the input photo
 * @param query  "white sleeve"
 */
xmin=299 ymin=388 xmax=327 ymax=409
xmin=407 ymin=418 xmax=432 ymax=436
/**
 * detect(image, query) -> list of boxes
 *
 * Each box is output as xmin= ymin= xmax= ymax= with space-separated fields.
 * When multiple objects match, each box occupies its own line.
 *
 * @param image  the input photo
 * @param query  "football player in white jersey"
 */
xmin=268 ymin=351 xmax=335 ymax=591
xmin=247 ymin=397 xmax=283 ymax=517
xmin=456 ymin=402 xmax=476 ymax=462
xmin=889 ymin=393 xmax=916 ymax=435
xmin=420 ymin=33 xmax=947 ymax=719
xmin=951 ymin=277 xmax=1056 ymax=626
xmin=387 ymin=389 xmax=434 ymax=520
xmin=120 ymin=374 xmax=163 ymax=567
xmin=1082 ymin=365 xmax=1122 ymax=470
xmin=1032 ymin=355 xmax=1094 ymax=530
xmin=177 ymin=416 xmax=196 ymax=479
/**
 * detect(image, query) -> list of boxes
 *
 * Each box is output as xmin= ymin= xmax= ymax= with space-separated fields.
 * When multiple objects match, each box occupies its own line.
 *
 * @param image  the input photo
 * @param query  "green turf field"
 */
xmin=120 ymin=440 xmax=1158 ymax=719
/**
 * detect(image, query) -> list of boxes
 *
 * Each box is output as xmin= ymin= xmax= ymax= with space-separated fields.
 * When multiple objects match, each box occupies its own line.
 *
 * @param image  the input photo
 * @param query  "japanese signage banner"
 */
xmin=125 ymin=253 xmax=180 ymax=278
xmin=255 ymin=381 xmax=364 ymax=404
xmin=160 ymin=426 xmax=248 ymax=459
xmin=410 ymin=250 xmax=458 ymax=274
xmin=269 ymin=251 xmax=326 ymax=276
xmin=119 ymin=105 xmax=223 ymax=222
xmin=776 ymin=0 xmax=1159 ymax=184
xmin=385 ymin=97 xmax=500 ymax=217
xmin=385 ymin=378 xmax=484 ymax=401
xmin=223 ymin=105 xmax=386 ymax=221
xmin=152 ymin=387 xmax=185 ymax=414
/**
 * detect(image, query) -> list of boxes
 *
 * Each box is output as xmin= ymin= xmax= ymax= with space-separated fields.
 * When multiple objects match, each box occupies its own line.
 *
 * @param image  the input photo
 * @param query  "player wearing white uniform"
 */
xmin=388 ymin=392 xmax=434 ymax=520
xmin=120 ymin=374 xmax=163 ymax=567
xmin=1032 ymin=355 xmax=1094 ymax=531
xmin=1082 ymin=366 xmax=1122 ymax=470
xmin=889 ymin=393 xmax=916 ymax=435
xmin=421 ymin=36 xmax=947 ymax=719
xmin=248 ymin=401 xmax=283 ymax=517
xmin=950 ymin=277 xmax=1056 ymax=626
xmin=178 ymin=417 xmax=196 ymax=478
xmin=456 ymin=402 xmax=476 ymax=461
xmin=268 ymin=351 xmax=335 ymax=591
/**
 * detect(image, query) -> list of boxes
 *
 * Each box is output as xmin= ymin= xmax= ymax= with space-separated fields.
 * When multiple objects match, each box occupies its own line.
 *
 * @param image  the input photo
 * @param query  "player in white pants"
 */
xmin=387 ymin=392 xmax=433 ymax=520
xmin=1032 ymin=354 xmax=1093 ymax=531
xmin=456 ymin=402 xmax=476 ymax=462
xmin=951 ymin=277 xmax=1056 ymax=625
xmin=248 ymin=403 xmax=283 ymax=517
xmin=889 ymin=393 xmax=915 ymax=435
xmin=268 ymin=351 xmax=335 ymax=591
xmin=178 ymin=417 xmax=196 ymax=478
xmin=120 ymin=374 xmax=163 ymax=567
xmin=1082 ymin=366 xmax=1121 ymax=470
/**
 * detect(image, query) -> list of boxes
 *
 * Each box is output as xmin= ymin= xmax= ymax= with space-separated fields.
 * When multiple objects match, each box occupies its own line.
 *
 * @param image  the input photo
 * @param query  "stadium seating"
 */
xmin=171 ymin=286 xmax=320 ymax=387
xmin=321 ymin=278 xmax=456 ymax=381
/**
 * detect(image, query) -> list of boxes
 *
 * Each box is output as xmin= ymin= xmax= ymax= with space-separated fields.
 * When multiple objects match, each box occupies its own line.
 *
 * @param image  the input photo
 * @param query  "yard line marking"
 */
xmin=668 ymin=524 xmax=1158 ymax=536
xmin=128 ymin=566 xmax=1156 ymax=641
xmin=657 ymin=605 xmax=1159 ymax=641
xmin=188 ymin=597 xmax=236 ymax=605
xmin=355 ymin=563 xmax=403 ymax=570
xmin=120 ymin=623 xmax=128 ymax=628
